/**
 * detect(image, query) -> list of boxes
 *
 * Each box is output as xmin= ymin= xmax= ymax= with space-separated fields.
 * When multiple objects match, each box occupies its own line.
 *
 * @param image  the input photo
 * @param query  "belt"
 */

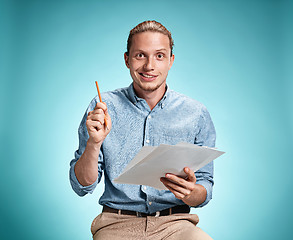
xmin=102 ymin=205 xmax=190 ymax=217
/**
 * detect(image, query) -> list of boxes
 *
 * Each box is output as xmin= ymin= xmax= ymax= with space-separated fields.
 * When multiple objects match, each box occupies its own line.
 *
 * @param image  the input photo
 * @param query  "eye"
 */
xmin=136 ymin=53 xmax=145 ymax=59
xmin=157 ymin=53 xmax=165 ymax=59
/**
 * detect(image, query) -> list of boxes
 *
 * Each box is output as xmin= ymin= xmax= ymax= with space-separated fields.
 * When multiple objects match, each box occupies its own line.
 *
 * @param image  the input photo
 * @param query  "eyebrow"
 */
xmin=133 ymin=48 xmax=168 ymax=53
xmin=156 ymin=48 xmax=168 ymax=52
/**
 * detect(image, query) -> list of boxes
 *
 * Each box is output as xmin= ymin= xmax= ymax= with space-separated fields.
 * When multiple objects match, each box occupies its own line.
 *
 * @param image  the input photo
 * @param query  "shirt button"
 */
xmin=143 ymin=186 xmax=147 ymax=190
xmin=146 ymin=139 xmax=150 ymax=144
xmin=149 ymin=201 xmax=152 ymax=205
xmin=148 ymin=115 xmax=152 ymax=119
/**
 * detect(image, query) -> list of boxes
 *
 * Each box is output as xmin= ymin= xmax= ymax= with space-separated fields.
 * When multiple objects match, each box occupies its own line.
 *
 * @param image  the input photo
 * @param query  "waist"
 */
xmin=102 ymin=205 xmax=190 ymax=217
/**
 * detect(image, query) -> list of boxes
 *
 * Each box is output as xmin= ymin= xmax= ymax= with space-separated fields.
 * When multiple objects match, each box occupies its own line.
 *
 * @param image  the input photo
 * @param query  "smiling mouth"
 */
xmin=139 ymin=73 xmax=158 ymax=78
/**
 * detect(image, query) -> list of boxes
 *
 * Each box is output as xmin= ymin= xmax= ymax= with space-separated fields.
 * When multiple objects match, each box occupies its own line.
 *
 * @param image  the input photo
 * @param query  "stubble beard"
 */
xmin=134 ymin=75 xmax=166 ymax=93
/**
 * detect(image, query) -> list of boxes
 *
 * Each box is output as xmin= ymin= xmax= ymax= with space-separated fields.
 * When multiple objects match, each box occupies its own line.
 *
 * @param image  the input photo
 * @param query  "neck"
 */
xmin=133 ymin=83 xmax=166 ymax=110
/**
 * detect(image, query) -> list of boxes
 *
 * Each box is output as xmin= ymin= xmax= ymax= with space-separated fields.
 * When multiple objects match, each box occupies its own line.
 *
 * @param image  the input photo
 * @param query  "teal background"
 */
xmin=1 ymin=0 xmax=292 ymax=239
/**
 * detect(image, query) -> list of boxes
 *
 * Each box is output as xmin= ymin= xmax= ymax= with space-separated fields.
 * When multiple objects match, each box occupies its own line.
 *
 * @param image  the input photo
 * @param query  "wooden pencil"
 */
xmin=95 ymin=81 xmax=108 ymax=129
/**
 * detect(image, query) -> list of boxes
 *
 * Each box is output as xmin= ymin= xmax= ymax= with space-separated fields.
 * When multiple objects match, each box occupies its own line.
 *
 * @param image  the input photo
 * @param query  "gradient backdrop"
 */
xmin=1 ymin=0 xmax=292 ymax=239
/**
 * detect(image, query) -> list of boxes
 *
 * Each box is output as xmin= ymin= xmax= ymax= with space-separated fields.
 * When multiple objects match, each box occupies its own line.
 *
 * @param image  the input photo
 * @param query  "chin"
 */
xmin=137 ymin=81 xmax=164 ymax=92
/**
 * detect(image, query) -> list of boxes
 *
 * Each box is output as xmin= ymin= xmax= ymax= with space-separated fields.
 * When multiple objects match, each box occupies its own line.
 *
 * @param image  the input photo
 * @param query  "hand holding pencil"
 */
xmin=85 ymin=81 xmax=111 ymax=146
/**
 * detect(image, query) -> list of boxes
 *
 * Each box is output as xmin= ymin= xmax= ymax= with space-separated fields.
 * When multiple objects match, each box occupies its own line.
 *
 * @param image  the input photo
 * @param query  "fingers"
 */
xmin=98 ymin=103 xmax=111 ymax=129
xmin=86 ymin=102 xmax=109 ymax=132
xmin=87 ymin=118 xmax=104 ymax=130
xmin=89 ymin=102 xmax=108 ymax=120
xmin=88 ymin=109 xmax=105 ymax=124
xmin=160 ymin=167 xmax=197 ymax=200
xmin=164 ymin=170 xmax=196 ymax=187
xmin=160 ymin=177 xmax=192 ymax=199
xmin=87 ymin=111 xmax=104 ymax=131
xmin=94 ymin=102 xmax=107 ymax=112
xmin=165 ymin=184 xmax=186 ymax=200
xmin=161 ymin=174 xmax=195 ymax=192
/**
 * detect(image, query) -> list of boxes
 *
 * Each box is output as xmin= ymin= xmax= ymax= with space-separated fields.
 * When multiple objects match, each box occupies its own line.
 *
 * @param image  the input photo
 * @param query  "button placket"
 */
xmin=144 ymin=113 xmax=152 ymax=145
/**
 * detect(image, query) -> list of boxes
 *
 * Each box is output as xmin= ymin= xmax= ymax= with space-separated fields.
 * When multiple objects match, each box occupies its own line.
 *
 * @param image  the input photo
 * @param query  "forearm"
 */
xmin=183 ymin=184 xmax=207 ymax=207
xmin=74 ymin=139 xmax=101 ymax=186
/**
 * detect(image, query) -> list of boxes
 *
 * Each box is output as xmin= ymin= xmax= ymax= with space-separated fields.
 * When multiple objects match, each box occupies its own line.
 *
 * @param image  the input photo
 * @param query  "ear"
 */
xmin=124 ymin=52 xmax=130 ymax=69
xmin=168 ymin=54 xmax=175 ymax=70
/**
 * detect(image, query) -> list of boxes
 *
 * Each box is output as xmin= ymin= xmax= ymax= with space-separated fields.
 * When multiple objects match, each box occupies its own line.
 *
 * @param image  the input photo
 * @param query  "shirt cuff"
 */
xmin=194 ymin=180 xmax=213 ymax=208
xmin=69 ymin=161 xmax=99 ymax=196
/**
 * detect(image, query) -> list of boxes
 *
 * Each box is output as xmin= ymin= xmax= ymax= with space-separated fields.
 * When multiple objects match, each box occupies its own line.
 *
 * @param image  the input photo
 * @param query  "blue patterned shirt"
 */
xmin=69 ymin=83 xmax=216 ymax=213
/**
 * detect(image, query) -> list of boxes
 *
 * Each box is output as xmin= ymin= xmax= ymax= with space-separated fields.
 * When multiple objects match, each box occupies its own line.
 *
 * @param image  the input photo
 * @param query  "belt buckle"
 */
xmin=136 ymin=211 xmax=160 ymax=217
xmin=136 ymin=212 xmax=142 ymax=217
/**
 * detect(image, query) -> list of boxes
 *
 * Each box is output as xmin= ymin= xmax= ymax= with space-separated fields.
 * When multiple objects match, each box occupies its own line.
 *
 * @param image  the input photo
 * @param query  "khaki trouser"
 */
xmin=91 ymin=212 xmax=213 ymax=240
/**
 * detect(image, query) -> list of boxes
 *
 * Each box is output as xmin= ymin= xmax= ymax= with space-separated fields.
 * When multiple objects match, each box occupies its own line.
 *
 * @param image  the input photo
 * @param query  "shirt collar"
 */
xmin=127 ymin=83 xmax=169 ymax=108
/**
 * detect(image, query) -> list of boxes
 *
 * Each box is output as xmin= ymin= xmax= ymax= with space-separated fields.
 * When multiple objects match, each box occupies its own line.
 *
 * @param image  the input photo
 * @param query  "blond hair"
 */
xmin=126 ymin=20 xmax=174 ymax=56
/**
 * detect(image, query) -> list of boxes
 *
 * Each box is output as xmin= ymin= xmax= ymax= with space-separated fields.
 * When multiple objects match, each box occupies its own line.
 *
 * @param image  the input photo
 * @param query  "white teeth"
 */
xmin=142 ymin=73 xmax=155 ymax=78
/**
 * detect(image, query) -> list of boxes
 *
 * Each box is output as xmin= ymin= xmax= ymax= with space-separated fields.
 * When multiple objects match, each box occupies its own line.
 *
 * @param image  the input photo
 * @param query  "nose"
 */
xmin=144 ymin=57 xmax=155 ymax=71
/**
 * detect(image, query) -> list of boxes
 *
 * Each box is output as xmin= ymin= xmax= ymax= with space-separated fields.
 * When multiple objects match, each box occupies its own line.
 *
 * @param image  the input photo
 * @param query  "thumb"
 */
xmin=102 ymin=102 xmax=109 ymax=115
xmin=184 ymin=167 xmax=196 ymax=182
xmin=102 ymin=102 xmax=112 ymax=130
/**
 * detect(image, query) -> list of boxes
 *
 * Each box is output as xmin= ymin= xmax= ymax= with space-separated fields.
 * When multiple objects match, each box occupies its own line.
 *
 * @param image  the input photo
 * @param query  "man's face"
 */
xmin=124 ymin=31 xmax=174 ymax=95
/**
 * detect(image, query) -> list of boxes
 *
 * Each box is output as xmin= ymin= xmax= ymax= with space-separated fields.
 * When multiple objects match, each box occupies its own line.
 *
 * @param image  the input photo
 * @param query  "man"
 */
xmin=70 ymin=20 xmax=216 ymax=240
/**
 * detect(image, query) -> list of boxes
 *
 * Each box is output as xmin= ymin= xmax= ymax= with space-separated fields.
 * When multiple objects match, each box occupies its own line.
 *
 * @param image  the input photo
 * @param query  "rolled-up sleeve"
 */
xmin=194 ymin=106 xmax=216 ymax=208
xmin=69 ymin=98 xmax=104 ymax=196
